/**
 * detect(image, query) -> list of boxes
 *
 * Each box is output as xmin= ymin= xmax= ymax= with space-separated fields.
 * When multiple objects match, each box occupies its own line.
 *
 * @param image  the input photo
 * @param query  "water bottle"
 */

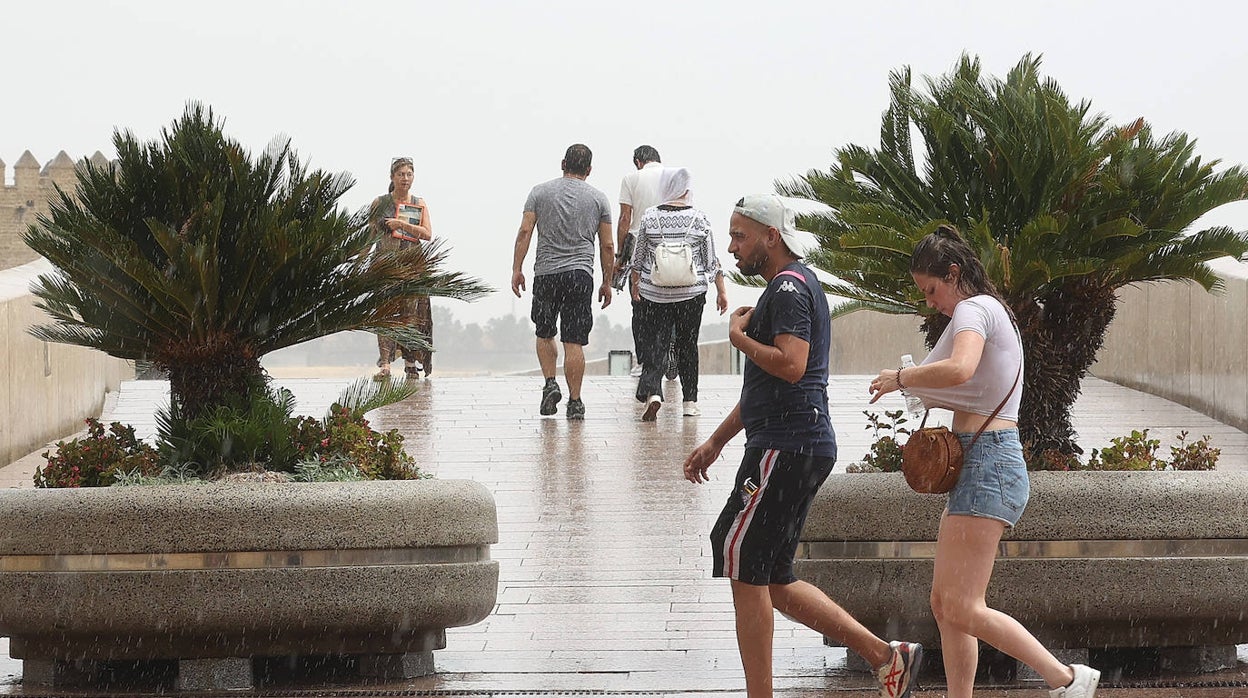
xmin=900 ymin=354 xmax=925 ymax=419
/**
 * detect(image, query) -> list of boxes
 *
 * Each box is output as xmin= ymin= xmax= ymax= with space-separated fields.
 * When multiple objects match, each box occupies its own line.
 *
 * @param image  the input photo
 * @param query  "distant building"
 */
xmin=0 ymin=150 xmax=107 ymax=269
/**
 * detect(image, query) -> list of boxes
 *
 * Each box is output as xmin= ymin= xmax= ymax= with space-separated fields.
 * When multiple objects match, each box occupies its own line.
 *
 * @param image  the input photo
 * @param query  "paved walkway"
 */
xmin=1 ymin=374 xmax=1246 ymax=696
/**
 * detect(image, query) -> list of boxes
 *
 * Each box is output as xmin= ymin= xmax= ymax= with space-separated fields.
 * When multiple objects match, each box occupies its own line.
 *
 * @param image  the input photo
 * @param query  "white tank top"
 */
xmin=910 ymin=295 xmax=1023 ymax=421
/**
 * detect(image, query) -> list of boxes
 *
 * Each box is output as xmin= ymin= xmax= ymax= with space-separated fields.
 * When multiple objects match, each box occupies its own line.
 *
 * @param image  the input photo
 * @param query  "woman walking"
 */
xmin=868 ymin=225 xmax=1099 ymax=698
xmin=370 ymin=156 xmax=434 ymax=380
xmin=629 ymin=167 xmax=727 ymax=420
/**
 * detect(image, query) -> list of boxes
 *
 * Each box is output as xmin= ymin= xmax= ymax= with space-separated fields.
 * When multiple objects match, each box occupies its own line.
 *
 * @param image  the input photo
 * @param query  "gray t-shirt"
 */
xmin=524 ymin=176 xmax=612 ymax=277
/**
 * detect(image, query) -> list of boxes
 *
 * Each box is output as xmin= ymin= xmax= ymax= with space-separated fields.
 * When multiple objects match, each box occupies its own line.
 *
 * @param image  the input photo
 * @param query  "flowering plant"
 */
xmin=34 ymin=418 xmax=161 ymax=488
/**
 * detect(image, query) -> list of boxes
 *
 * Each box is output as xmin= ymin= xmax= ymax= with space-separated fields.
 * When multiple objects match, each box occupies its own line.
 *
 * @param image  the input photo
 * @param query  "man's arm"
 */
xmin=616 ymin=203 xmax=633 ymax=250
xmin=728 ymin=307 xmax=810 ymax=384
xmin=684 ymin=402 xmax=744 ymax=484
xmin=511 ymin=210 xmax=537 ymax=297
xmin=596 ymin=220 xmax=614 ymax=308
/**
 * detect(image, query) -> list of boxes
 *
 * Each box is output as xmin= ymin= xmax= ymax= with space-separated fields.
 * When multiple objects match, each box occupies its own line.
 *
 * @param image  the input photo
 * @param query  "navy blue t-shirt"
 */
xmin=739 ymin=262 xmax=837 ymax=459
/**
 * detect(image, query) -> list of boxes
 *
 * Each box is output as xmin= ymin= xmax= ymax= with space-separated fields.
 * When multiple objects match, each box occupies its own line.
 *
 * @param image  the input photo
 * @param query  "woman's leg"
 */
xmin=635 ymin=298 xmax=669 ymax=401
xmin=932 ymin=513 xmax=1075 ymax=698
xmin=397 ymin=296 xmax=425 ymax=370
xmin=375 ymin=334 xmax=395 ymax=377
xmin=673 ymin=296 xmax=704 ymax=402
xmin=413 ymin=295 xmax=433 ymax=375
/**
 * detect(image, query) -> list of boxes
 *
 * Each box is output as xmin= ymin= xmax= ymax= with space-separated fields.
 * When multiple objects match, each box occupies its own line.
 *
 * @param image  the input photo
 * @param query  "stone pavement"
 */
xmin=1 ymin=374 xmax=1247 ymax=696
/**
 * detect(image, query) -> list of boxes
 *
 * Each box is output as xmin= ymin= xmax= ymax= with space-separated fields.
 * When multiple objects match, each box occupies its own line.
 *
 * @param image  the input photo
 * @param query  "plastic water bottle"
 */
xmin=900 ymin=354 xmax=925 ymax=419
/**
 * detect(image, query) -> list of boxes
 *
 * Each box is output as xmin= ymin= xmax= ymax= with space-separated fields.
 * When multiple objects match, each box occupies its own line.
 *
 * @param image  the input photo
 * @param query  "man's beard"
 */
xmin=736 ymin=251 xmax=766 ymax=276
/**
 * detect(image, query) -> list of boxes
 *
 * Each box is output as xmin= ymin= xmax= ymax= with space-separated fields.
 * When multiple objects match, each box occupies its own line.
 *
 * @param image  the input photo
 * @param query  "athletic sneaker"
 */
xmin=876 ymin=640 xmax=923 ymax=698
xmin=566 ymin=398 xmax=585 ymax=421
xmin=664 ymin=346 xmax=679 ymax=380
xmin=682 ymin=401 xmax=700 ymax=416
xmin=539 ymin=379 xmax=561 ymax=416
xmin=1049 ymin=664 xmax=1100 ymax=698
xmin=642 ymin=395 xmax=661 ymax=421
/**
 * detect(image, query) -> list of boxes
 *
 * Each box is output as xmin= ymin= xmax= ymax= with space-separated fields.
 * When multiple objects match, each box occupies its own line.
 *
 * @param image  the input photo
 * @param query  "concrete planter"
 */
xmin=0 ymin=479 xmax=499 ymax=690
xmin=797 ymin=471 xmax=1248 ymax=664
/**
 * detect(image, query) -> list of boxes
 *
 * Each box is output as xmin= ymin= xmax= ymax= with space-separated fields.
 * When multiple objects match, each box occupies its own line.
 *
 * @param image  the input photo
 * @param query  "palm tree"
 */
xmin=781 ymin=54 xmax=1248 ymax=457
xmin=25 ymin=103 xmax=490 ymax=419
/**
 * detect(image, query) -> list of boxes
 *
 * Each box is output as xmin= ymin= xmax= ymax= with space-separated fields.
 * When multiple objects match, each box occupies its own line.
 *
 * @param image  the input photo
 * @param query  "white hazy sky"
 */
xmin=4 ymin=0 xmax=1247 ymax=326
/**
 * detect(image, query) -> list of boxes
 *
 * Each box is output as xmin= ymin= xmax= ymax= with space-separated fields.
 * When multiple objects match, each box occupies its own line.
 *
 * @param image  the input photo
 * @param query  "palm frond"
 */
xmin=333 ymin=377 xmax=419 ymax=418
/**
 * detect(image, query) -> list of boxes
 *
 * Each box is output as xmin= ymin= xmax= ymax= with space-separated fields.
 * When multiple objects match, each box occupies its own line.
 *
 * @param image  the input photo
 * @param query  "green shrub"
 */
xmin=1025 ymin=448 xmax=1082 ymax=472
xmin=34 ymin=419 xmax=161 ymax=488
xmin=853 ymin=417 xmax=1221 ymax=474
xmin=1085 ymin=429 xmax=1162 ymax=471
xmin=156 ymin=386 xmax=300 ymax=477
xmin=847 ymin=410 xmax=910 ymax=473
xmin=38 ymin=377 xmax=422 ymax=487
xmin=1167 ymin=431 xmax=1220 ymax=471
xmin=292 ymin=404 xmax=420 ymax=480
xmin=111 ymin=463 xmax=205 ymax=487
xmin=293 ymin=454 xmax=366 ymax=482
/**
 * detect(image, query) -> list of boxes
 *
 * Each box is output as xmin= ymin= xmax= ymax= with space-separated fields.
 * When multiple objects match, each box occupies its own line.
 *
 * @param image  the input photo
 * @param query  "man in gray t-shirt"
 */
xmin=511 ymin=143 xmax=614 ymax=420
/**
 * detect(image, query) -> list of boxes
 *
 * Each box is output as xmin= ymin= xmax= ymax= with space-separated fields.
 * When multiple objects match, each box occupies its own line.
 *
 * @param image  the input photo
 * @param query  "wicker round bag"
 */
xmin=902 ymin=425 xmax=963 ymax=494
xmin=899 ymin=363 xmax=1020 ymax=494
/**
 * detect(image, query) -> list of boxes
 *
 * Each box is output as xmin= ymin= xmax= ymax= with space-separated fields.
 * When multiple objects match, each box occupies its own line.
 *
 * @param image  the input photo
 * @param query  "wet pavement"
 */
xmin=2 ymin=374 xmax=1247 ymax=697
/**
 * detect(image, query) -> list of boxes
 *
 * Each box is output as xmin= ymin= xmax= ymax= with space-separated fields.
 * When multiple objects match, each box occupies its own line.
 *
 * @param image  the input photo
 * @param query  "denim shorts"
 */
xmin=946 ymin=428 xmax=1029 ymax=527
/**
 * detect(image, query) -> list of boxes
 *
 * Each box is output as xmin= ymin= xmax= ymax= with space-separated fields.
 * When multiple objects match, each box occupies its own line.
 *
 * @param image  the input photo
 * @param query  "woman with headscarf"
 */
xmin=370 ymin=156 xmax=434 ymax=381
xmin=630 ymin=167 xmax=728 ymax=420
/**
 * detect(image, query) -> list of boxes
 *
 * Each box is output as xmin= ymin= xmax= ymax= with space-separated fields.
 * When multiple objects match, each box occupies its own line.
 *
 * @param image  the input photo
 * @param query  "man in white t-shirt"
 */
xmin=615 ymin=145 xmax=665 ymax=375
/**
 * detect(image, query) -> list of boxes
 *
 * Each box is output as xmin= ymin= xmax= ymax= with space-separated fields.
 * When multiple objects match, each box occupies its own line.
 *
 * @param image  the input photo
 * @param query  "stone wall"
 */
xmin=0 ymin=258 xmax=132 ymax=465
xmin=1092 ymin=257 xmax=1248 ymax=431
xmin=0 ymin=150 xmax=107 ymax=269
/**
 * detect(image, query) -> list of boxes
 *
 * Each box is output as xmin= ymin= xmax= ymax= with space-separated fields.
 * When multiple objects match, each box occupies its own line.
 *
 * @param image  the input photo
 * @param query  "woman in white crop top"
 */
xmin=868 ymin=225 xmax=1100 ymax=698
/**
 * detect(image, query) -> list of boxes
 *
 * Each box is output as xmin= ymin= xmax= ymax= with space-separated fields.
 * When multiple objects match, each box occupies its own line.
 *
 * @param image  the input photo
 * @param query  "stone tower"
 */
xmin=0 ymin=150 xmax=103 ymax=269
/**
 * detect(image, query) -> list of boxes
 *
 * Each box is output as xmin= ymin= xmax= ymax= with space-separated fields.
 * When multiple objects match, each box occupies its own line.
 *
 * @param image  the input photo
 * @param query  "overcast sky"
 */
xmin=4 ymin=0 xmax=1247 ymax=326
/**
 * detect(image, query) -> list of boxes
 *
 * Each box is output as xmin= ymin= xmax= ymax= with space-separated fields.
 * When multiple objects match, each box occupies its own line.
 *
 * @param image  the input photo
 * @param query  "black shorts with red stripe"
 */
xmin=711 ymin=447 xmax=836 ymax=586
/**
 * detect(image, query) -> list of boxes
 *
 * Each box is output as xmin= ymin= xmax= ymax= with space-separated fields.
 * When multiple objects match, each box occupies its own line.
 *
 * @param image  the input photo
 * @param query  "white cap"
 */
xmin=732 ymin=194 xmax=818 ymax=258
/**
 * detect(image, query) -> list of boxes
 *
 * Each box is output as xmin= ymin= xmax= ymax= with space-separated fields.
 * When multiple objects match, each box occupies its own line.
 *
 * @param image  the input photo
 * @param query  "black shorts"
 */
xmin=531 ymin=270 xmax=593 ymax=345
xmin=711 ymin=448 xmax=836 ymax=586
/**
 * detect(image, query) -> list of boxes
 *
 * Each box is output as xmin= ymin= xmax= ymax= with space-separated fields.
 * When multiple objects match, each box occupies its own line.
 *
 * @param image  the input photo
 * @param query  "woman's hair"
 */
xmin=910 ymin=224 xmax=1005 ymax=302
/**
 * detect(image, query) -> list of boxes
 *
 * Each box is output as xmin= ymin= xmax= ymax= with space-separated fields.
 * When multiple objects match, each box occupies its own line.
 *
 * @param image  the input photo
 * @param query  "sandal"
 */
xmin=404 ymin=365 xmax=421 ymax=380
xmin=373 ymin=366 xmax=391 ymax=381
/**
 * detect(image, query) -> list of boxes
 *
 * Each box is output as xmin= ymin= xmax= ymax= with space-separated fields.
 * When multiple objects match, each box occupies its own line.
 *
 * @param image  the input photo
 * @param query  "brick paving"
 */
xmin=1 ymin=374 xmax=1246 ymax=696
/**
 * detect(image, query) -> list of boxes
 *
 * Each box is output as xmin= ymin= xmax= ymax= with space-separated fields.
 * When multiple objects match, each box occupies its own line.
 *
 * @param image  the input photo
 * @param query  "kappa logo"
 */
xmin=778 ymin=280 xmax=799 ymax=293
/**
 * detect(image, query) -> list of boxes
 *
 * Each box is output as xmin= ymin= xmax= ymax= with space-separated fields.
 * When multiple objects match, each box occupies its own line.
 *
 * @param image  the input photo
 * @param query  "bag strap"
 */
xmin=967 ymin=360 xmax=1022 ymax=449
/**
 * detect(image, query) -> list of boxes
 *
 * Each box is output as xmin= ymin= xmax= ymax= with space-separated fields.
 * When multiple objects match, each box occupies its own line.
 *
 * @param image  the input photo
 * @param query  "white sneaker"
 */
xmin=629 ymin=364 xmax=643 ymax=378
xmin=1049 ymin=664 xmax=1100 ymax=698
xmin=642 ymin=395 xmax=661 ymax=421
xmin=682 ymin=401 xmax=700 ymax=416
xmin=876 ymin=640 xmax=923 ymax=698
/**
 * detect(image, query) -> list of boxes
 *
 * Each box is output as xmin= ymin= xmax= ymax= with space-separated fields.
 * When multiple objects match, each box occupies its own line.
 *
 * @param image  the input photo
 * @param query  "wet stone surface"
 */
xmin=1 ymin=375 xmax=1246 ymax=696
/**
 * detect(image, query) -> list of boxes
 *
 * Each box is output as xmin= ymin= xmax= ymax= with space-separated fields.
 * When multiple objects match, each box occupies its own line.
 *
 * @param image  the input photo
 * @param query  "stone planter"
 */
xmin=0 ymin=479 xmax=499 ymax=690
xmin=796 ymin=471 xmax=1248 ymax=671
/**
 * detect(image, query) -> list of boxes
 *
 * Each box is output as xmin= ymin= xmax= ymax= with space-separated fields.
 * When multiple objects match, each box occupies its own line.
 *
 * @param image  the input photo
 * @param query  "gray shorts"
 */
xmin=946 ymin=428 xmax=1029 ymax=527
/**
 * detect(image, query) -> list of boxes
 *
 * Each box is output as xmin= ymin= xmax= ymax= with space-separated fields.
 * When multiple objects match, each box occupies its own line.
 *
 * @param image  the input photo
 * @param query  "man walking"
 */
xmin=615 ymin=145 xmax=664 ymax=376
xmin=511 ymin=144 xmax=614 ymax=420
xmin=682 ymin=194 xmax=922 ymax=698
